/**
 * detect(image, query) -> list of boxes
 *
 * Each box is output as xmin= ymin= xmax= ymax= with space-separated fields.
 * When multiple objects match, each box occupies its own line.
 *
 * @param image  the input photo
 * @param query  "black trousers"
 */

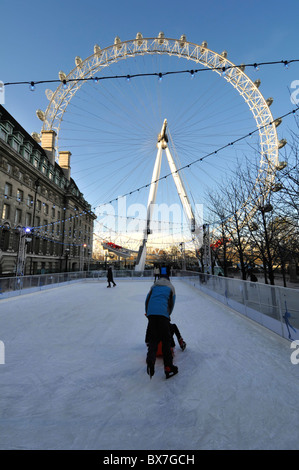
xmin=146 ymin=315 xmax=173 ymax=368
xmin=107 ymin=278 xmax=116 ymax=286
xmin=169 ymin=323 xmax=182 ymax=344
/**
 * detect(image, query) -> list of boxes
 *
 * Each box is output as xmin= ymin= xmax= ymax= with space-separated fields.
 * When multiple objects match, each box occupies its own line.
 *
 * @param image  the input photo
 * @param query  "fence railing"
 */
xmin=1 ymin=269 xmax=298 ymax=342
xmin=178 ymin=271 xmax=299 ymax=342
xmin=0 ymin=270 xmax=154 ymax=299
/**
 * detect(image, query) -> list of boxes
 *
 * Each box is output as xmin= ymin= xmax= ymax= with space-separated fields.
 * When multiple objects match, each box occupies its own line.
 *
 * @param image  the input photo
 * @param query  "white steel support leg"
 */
xmin=135 ymin=118 xmax=202 ymax=271
xmin=134 ymin=140 xmax=163 ymax=271
xmin=146 ymin=142 xmax=163 ymax=234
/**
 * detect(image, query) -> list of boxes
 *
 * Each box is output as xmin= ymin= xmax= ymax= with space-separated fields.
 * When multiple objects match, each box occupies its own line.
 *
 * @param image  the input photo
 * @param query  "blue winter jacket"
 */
xmin=145 ymin=277 xmax=176 ymax=319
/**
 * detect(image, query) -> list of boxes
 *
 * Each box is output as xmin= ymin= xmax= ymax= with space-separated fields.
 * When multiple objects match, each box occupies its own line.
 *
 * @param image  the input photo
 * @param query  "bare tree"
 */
xmin=206 ymin=168 xmax=252 ymax=280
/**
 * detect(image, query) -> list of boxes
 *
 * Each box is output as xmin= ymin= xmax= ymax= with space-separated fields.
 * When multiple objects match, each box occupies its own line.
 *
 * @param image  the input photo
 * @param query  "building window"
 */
xmin=0 ymin=128 xmax=7 ymax=142
xmin=27 ymin=195 xmax=33 ymax=207
xmin=23 ymin=149 xmax=30 ymax=160
xmin=14 ymin=209 xmax=22 ymax=225
xmin=25 ymin=213 xmax=32 ymax=227
xmin=12 ymin=140 xmax=19 ymax=152
xmin=17 ymin=189 xmax=24 ymax=202
xmin=4 ymin=182 xmax=12 ymax=198
xmin=37 ymin=200 xmax=41 ymax=211
xmin=2 ymin=204 xmax=10 ymax=219
xmin=44 ymin=203 xmax=48 ymax=215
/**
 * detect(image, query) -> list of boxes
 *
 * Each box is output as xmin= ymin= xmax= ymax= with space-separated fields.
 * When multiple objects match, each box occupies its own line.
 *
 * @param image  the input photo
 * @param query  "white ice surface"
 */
xmin=0 ymin=279 xmax=299 ymax=450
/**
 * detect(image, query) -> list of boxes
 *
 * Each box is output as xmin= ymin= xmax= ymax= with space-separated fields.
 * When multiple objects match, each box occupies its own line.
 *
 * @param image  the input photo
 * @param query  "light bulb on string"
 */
xmin=253 ymin=63 xmax=260 ymax=71
xmin=94 ymin=77 xmax=99 ymax=84
xmin=29 ymin=81 xmax=35 ymax=91
xmin=158 ymin=72 xmax=163 ymax=81
xmin=190 ymin=70 xmax=195 ymax=79
xmin=283 ymin=60 xmax=289 ymax=69
xmin=126 ymin=75 xmax=131 ymax=82
xmin=62 ymin=79 xmax=67 ymax=89
xmin=221 ymin=67 xmax=226 ymax=77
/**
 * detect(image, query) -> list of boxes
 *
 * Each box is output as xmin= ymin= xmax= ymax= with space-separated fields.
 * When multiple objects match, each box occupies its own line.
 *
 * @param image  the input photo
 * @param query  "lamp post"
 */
xmin=16 ymin=227 xmax=32 ymax=276
xmin=202 ymin=224 xmax=211 ymax=273
xmin=87 ymin=249 xmax=91 ymax=272
xmin=29 ymin=179 xmax=40 ymax=275
xmin=65 ymin=247 xmax=70 ymax=273
xmin=179 ymin=242 xmax=186 ymax=270
xmin=259 ymin=203 xmax=275 ymax=285
xmin=81 ymin=243 xmax=87 ymax=271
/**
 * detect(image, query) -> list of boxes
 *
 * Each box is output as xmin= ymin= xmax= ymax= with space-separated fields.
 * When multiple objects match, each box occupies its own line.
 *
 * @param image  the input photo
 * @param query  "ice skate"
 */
xmin=165 ymin=365 xmax=178 ymax=379
xmin=146 ymin=360 xmax=155 ymax=379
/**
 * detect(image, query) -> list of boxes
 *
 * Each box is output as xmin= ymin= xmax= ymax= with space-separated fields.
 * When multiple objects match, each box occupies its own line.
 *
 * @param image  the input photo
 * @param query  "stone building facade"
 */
xmin=0 ymin=104 xmax=96 ymax=276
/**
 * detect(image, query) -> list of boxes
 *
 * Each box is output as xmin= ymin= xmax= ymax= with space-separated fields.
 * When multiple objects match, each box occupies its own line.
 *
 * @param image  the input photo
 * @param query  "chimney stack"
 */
xmin=59 ymin=151 xmax=72 ymax=180
xmin=41 ymin=130 xmax=56 ymax=165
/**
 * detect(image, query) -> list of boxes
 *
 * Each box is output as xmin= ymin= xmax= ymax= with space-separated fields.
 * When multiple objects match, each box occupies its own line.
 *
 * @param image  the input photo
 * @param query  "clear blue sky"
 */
xmin=1 ymin=0 xmax=299 ymax=248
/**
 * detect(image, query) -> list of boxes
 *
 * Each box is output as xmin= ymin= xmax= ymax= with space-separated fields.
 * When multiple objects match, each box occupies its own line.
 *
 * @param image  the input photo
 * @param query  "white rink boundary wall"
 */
xmin=0 ymin=270 xmax=298 ymax=342
xmin=0 ymin=270 xmax=153 ymax=300
xmin=179 ymin=271 xmax=299 ymax=342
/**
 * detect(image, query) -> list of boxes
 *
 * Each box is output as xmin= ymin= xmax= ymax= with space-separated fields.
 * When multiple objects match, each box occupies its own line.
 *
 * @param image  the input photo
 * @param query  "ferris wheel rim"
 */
xmin=38 ymin=34 xmax=280 ymax=222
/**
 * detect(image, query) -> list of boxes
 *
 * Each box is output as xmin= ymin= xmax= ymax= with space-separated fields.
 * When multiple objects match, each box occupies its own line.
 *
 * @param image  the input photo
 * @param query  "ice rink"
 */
xmin=0 ymin=278 xmax=298 ymax=450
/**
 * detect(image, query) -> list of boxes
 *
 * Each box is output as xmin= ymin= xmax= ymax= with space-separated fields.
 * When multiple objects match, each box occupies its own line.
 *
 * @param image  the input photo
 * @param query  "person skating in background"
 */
xmin=107 ymin=265 xmax=116 ymax=288
xmin=145 ymin=266 xmax=178 ymax=379
xmin=154 ymin=265 xmax=160 ymax=282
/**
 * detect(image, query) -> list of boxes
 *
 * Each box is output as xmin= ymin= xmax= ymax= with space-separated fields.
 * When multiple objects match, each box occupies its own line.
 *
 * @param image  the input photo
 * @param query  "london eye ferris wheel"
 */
xmin=35 ymin=33 xmax=285 ymax=267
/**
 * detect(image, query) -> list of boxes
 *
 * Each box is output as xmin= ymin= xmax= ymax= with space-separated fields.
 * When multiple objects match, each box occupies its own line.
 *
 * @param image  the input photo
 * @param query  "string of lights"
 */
xmin=3 ymin=59 xmax=299 ymax=89
xmin=1 ymin=105 xmax=298 ymax=238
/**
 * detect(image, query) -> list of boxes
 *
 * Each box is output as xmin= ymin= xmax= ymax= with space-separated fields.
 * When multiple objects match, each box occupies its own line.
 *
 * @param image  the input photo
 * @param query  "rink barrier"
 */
xmin=1 ymin=270 xmax=298 ymax=342
xmin=179 ymin=271 xmax=299 ymax=342
xmin=0 ymin=269 xmax=153 ymax=299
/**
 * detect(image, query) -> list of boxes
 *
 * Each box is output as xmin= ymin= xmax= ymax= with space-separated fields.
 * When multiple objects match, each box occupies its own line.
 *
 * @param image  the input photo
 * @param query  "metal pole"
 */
xmin=29 ymin=179 xmax=40 ymax=275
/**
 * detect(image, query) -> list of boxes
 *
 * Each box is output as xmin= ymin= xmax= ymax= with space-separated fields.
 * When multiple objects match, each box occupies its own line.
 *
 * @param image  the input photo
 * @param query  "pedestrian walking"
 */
xmin=107 ymin=265 xmax=116 ymax=288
